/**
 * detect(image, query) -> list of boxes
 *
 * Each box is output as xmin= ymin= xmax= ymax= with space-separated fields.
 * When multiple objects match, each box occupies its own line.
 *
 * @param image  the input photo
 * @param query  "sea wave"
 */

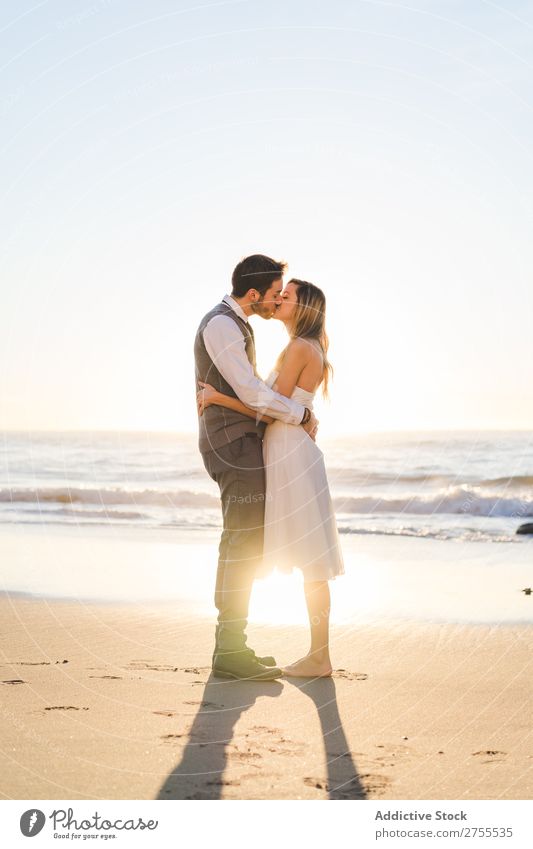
xmin=481 ymin=475 xmax=533 ymax=488
xmin=333 ymin=488 xmax=533 ymax=518
xmin=1 ymin=484 xmax=532 ymax=519
xmin=338 ymin=526 xmax=517 ymax=543
xmin=0 ymin=487 xmax=219 ymax=509
xmin=329 ymin=471 xmax=533 ymax=488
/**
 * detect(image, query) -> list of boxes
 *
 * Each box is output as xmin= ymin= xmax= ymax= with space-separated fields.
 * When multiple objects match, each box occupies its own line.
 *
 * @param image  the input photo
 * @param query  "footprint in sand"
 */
xmin=229 ymin=749 xmax=262 ymax=762
xmin=304 ymin=776 xmax=333 ymax=791
xmin=333 ymin=669 xmax=368 ymax=681
xmin=266 ymin=743 xmax=306 ymax=756
xmin=44 ymin=706 xmax=89 ymax=711
xmin=126 ymin=661 xmax=179 ymax=672
xmin=3 ymin=660 xmax=68 ymax=674
xmin=325 ymin=748 xmax=397 ymax=774
xmin=245 ymin=726 xmax=307 ymax=755
xmin=304 ymin=773 xmax=390 ymax=798
xmin=353 ymin=773 xmax=391 ymax=798
xmin=88 ymin=675 xmax=122 ymax=679
xmin=472 ymin=750 xmax=507 ymax=763
xmin=368 ymin=742 xmax=412 ymax=769
xmin=153 ymin=710 xmax=179 ymax=717
xmin=2 ymin=679 xmax=26 ymax=685
xmin=184 ymin=700 xmax=222 ymax=709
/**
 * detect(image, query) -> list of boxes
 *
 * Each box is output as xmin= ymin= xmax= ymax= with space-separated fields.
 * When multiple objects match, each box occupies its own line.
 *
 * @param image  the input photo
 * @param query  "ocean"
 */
xmin=1 ymin=429 xmax=532 ymax=544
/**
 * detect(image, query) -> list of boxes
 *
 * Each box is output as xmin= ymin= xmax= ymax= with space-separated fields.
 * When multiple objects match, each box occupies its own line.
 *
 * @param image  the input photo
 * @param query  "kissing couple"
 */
xmin=194 ymin=254 xmax=344 ymax=681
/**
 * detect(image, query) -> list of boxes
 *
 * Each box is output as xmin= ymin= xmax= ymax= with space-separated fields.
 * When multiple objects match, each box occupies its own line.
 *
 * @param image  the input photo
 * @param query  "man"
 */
xmin=194 ymin=254 xmax=318 ymax=680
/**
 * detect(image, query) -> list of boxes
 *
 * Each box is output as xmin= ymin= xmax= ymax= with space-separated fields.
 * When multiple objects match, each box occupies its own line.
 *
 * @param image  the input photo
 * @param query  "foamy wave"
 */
xmin=481 ymin=475 xmax=533 ymax=488
xmin=54 ymin=507 xmax=145 ymax=520
xmin=2 ymin=484 xmax=532 ymax=520
xmin=0 ymin=487 xmax=219 ymax=509
xmin=339 ymin=526 xmax=517 ymax=543
xmin=327 ymin=469 xmax=456 ymax=485
xmin=304 ymin=470 xmax=533 ymax=489
xmin=334 ymin=487 xmax=533 ymax=518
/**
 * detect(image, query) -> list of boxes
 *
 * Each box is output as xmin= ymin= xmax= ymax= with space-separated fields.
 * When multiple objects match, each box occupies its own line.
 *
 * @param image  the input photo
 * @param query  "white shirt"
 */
xmin=202 ymin=294 xmax=305 ymax=425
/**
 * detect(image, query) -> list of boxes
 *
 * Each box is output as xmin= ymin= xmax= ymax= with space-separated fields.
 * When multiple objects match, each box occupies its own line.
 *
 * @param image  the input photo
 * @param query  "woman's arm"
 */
xmin=197 ymin=382 xmax=274 ymax=424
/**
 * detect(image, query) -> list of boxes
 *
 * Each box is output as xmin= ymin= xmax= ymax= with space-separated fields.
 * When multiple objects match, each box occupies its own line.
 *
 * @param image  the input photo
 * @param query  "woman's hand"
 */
xmin=197 ymin=381 xmax=219 ymax=416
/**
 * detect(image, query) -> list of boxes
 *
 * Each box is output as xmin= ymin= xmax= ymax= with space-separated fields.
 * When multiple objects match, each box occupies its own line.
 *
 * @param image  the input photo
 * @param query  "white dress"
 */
xmin=260 ymin=357 xmax=345 ymax=582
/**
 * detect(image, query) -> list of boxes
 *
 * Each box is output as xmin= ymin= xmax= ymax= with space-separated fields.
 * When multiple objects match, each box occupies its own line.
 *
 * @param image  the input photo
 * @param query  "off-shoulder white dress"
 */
xmin=260 ymin=356 xmax=345 ymax=582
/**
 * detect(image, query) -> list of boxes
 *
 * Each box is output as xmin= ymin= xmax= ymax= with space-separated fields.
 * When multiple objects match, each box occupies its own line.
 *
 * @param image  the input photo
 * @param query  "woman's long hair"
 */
xmin=276 ymin=278 xmax=333 ymax=398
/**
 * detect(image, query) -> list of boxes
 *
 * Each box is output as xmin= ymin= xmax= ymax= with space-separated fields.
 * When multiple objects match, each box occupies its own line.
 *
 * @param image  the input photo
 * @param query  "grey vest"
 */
xmin=194 ymin=301 xmax=267 ymax=454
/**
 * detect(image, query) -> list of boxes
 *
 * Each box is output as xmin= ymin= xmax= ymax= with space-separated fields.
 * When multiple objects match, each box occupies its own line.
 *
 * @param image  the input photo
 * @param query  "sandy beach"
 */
xmin=1 ymin=590 xmax=531 ymax=800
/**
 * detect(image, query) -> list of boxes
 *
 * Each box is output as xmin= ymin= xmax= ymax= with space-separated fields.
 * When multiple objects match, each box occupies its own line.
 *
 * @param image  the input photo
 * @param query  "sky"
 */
xmin=1 ymin=0 xmax=532 ymax=437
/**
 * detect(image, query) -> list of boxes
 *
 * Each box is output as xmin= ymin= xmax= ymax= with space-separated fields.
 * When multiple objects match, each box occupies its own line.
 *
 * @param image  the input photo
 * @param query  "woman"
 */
xmin=197 ymin=279 xmax=344 ymax=678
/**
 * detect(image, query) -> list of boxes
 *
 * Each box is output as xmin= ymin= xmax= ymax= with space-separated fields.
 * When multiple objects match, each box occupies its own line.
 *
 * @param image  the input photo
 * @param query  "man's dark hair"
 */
xmin=231 ymin=254 xmax=287 ymax=298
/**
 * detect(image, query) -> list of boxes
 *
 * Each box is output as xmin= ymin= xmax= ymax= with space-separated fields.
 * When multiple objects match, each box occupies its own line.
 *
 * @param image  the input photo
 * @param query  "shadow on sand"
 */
xmin=283 ymin=676 xmax=367 ymax=799
xmin=157 ymin=674 xmax=366 ymax=799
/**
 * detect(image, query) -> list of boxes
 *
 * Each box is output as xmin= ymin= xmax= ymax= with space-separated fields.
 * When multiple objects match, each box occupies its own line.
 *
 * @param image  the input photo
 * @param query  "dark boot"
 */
xmin=212 ymin=624 xmax=276 ymax=667
xmin=212 ymin=649 xmax=282 ymax=681
xmin=247 ymin=647 xmax=277 ymax=666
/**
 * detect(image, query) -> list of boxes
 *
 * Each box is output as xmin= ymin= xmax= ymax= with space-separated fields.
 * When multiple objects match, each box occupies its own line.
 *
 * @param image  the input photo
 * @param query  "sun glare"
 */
xmin=249 ymin=570 xmax=310 ymax=625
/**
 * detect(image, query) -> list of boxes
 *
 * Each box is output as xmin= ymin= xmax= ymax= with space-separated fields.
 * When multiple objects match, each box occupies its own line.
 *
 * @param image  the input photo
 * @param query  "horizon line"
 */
xmin=2 ymin=427 xmax=532 ymax=438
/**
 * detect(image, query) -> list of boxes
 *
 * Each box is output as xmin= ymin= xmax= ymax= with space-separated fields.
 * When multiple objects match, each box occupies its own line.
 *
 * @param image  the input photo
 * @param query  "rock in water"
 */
xmin=516 ymin=523 xmax=533 ymax=535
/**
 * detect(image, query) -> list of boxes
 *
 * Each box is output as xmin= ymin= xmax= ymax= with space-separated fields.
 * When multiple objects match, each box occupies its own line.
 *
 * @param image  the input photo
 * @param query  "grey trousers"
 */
xmin=201 ymin=433 xmax=266 ymax=652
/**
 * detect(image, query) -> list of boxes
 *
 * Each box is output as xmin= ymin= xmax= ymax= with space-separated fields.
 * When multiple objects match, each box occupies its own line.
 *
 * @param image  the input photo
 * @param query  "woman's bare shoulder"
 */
xmin=288 ymin=337 xmax=323 ymax=366
xmin=287 ymin=337 xmax=321 ymax=357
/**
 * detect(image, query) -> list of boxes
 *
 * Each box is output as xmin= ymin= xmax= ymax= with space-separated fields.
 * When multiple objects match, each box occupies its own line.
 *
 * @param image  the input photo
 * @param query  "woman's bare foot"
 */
xmin=281 ymin=652 xmax=332 ymax=678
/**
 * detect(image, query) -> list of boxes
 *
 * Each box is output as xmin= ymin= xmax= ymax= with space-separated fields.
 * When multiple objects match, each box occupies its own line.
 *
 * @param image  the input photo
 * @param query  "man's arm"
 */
xmin=202 ymin=315 xmax=306 ymax=425
xmin=196 ymin=386 xmax=274 ymax=424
